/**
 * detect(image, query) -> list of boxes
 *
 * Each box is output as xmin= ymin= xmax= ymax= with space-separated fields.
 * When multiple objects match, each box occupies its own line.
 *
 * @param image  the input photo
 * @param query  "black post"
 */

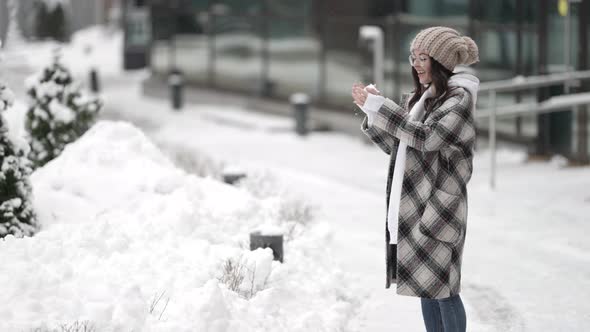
xmin=169 ymin=70 xmax=183 ymax=110
xmin=290 ymin=93 xmax=309 ymax=136
xmin=222 ymin=171 xmax=246 ymax=185
xmin=250 ymin=231 xmax=284 ymax=262
xmin=89 ymin=68 xmax=100 ymax=93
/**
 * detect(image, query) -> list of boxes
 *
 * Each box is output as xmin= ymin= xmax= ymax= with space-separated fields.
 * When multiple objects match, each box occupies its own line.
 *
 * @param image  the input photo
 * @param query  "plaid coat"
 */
xmin=361 ymin=87 xmax=476 ymax=299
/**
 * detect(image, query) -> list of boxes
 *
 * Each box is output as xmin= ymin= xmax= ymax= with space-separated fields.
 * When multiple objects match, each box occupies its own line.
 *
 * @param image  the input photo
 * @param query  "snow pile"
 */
xmin=0 ymin=121 xmax=356 ymax=331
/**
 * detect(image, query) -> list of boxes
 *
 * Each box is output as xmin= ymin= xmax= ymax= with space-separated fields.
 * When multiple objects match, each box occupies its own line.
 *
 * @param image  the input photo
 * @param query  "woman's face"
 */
xmin=410 ymin=49 xmax=432 ymax=85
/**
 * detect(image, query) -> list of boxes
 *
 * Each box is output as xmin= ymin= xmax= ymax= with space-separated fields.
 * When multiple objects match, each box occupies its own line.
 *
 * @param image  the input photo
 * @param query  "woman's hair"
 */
xmin=408 ymin=57 xmax=458 ymax=113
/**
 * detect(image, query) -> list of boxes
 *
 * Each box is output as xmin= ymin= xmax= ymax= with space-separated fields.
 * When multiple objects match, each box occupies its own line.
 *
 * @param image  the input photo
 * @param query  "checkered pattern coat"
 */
xmin=361 ymin=87 xmax=475 ymax=299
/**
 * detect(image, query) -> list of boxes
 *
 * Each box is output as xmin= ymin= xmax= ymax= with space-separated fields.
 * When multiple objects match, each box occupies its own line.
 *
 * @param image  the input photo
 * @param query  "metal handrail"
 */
xmin=478 ymin=71 xmax=590 ymax=190
xmin=476 ymin=92 xmax=590 ymax=119
xmin=479 ymin=70 xmax=590 ymax=93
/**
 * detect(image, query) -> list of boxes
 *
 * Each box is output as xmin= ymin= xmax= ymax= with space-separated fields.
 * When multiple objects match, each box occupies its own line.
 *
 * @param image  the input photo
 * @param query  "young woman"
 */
xmin=351 ymin=26 xmax=480 ymax=332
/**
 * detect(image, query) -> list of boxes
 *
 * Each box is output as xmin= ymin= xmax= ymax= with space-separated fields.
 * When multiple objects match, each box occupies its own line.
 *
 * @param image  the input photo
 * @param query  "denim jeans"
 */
xmin=421 ymin=294 xmax=466 ymax=332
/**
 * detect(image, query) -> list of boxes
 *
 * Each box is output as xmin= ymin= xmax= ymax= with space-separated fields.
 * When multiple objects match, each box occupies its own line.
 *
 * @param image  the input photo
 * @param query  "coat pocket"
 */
xmin=419 ymin=188 xmax=465 ymax=245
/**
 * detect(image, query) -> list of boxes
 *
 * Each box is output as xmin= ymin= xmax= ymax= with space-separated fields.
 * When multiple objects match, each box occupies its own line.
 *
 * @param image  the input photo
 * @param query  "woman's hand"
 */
xmin=351 ymin=83 xmax=367 ymax=107
xmin=352 ymin=83 xmax=381 ymax=108
xmin=365 ymin=84 xmax=381 ymax=96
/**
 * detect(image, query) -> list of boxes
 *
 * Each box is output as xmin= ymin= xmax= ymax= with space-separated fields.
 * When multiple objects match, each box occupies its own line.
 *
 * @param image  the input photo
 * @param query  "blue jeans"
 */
xmin=421 ymin=294 xmax=466 ymax=332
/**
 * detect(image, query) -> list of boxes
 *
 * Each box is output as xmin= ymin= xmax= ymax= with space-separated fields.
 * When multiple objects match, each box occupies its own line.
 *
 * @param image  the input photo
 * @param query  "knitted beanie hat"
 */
xmin=410 ymin=26 xmax=479 ymax=71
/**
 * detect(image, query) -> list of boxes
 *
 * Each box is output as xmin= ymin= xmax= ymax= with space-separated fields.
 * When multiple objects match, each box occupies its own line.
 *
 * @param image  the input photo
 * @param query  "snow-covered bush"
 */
xmin=218 ymin=257 xmax=246 ymax=293
xmin=237 ymin=170 xmax=316 ymax=239
xmin=218 ymin=251 xmax=272 ymax=300
xmin=25 ymin=55 xmax=102 ymax=168
xmin=148 ymin=291 xmax=170 ymax=321
xmin=0 ymin=82 xmax=38 ymax=238
xmin=31 ymin=320 xmax=96 ymax=332
xmin=159 ymin=143 xmax=316 ymax=238
xmin=161 ymin=143 xmax=226 ymax=179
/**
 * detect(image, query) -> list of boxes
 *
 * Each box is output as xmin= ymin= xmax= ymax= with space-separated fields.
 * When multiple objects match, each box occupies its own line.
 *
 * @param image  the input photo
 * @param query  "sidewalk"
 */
xmin=106 ymin=73 xmax=590 ymax=332
xmin=141 ymin=75 xmax=369 ymax=139
xmin=141 ymin=75 xmax=541 ymax=149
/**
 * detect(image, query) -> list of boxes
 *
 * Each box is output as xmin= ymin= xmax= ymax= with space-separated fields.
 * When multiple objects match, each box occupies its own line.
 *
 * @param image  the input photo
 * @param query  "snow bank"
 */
xmin=0 ymin=121 xmax=356 ymax=331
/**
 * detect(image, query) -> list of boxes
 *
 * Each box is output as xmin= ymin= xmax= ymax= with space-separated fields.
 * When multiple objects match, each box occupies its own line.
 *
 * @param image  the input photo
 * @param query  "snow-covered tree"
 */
xmin=25 ymin=53 xmax=102 ymax=168
xmin=0 ymin=81 xmax=38 ymax=238
xmin=3 ymin=0 xmax=26 ymax=49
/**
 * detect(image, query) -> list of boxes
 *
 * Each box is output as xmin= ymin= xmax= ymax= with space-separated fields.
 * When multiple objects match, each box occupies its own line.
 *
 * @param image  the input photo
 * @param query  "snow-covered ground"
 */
xmin=1 ymin=26 xmax=589 ymax=331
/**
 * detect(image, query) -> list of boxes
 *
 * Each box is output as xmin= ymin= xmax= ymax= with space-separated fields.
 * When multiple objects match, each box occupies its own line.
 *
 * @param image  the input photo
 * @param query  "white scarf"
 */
xmin=387 ymin=73 xmax=479 ymax=244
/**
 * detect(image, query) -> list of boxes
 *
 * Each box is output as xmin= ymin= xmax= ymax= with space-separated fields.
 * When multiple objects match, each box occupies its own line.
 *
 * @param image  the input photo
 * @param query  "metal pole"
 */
xmin=578 ymin=0 xmax=589 ymax=164
xmin=536 ymin=0 xmax=549 ymax=156
xmin=515 ymin=0 xmax=523 ymax=138
xmin=207 ymin=0 xmax=215 ymax=86
xmin=260 ymin=0 xmax=270 ymax=97
xmin=392 ymin=5 xmax=402 ymax=100
xmin=565 ymin=0 xmax=571 ymax=93
xmin=565 ymin=0 xmax=574 ymax=157
xmin=489 ymin=90 xmax=497 ymax=190
xmin=373 ymin=27 xmax=384 ymax=91
xmin=317 ymin=0 xmax=327 ymax=103
xmin=359 ymin=26 xmax=384 ymax=90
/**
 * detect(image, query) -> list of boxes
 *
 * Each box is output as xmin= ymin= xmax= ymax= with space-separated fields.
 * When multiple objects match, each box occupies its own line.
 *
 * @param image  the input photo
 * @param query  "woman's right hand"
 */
xmin=365 ymin=84 xmax=381 ymax=96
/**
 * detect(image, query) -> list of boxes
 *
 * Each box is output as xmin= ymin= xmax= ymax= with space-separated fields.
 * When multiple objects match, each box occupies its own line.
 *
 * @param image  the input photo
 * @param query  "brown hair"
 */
xmin=408 ymin=57 xmax=458 ymax=114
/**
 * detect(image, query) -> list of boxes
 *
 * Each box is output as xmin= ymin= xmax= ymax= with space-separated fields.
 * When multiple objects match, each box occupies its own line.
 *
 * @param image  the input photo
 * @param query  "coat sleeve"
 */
xmin=370 ymin=89 xmax=476 ymax=152
xmin=361 ymin=93 xmax=411 ymax=155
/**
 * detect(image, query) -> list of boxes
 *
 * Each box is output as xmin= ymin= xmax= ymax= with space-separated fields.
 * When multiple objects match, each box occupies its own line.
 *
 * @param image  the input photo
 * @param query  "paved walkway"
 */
xmin=141 ymin=75 xmax=368 ymax=139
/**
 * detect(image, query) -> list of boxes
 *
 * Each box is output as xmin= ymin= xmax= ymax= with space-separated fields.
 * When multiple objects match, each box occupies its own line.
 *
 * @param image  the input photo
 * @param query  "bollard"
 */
xmin=89 ymin=68 xmax=100 ymax=93
xmin=168 ymin=71 xmax=184 ymax=110
xmin=290 ymin=93 xmax=310 ymax=136
xmin=222 ymin=172 xmax=246 ymax=185
xmin=250 ymin=231 xmax=283 ymax=262
xmin=222 ymin=166 xmax=246 ymax=185
xmin=259 ymin=79 xmax=275 ymax=98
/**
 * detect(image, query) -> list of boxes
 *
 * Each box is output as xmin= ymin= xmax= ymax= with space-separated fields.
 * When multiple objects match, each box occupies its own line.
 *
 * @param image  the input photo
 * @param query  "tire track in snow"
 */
xmin=463 ymin=282 xmax=526 ymax=332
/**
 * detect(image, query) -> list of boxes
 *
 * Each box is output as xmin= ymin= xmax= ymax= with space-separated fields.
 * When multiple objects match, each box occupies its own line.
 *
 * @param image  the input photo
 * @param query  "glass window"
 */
xmin=267 ymin=17 xmax=320 ymax=99
xmin=210 ymin=0 xmax=262 ymax=16
xmin=407 ymin=0 xmax=469 ymax=17
xmin=323 ymin=19 xmax=364 ymax=106
xmin=547 ymin=0 xmax=581 ymax=71
xmin=267 ymin=0 xmax=310 ymax=17
xmin=212 ymin=15 xmax=263 ymax=94
xmin=126 ymin=7 xmax=151 ymax=47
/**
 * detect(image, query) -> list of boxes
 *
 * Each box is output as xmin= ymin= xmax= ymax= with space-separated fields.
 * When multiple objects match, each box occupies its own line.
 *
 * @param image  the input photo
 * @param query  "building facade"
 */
xmin=0 ymin=0 xmax=114 ymax=42
xmin=146 ymin=0 xmax=590 ymax=159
